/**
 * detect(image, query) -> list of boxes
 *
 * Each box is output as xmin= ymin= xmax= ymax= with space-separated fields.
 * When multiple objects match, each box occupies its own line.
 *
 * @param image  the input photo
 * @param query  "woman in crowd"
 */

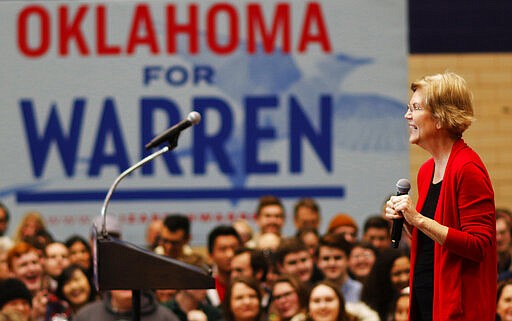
xmin=45 ymin=265 xmax=97 ymax=321
xmin=307 ymin=281 xmax=358 ymax=321
xmin=223 ymin=277 xmax=263 ymax=321
xmin=361 ymin=248 xmax=410 ymax=321
xmin=13 ymin=211 xmax=47 ymax=243
xmin=270 ymin=274 xmax=308 ymax=321
xmin=296 ymin=228 xmax=320 ymax=258
xmin=347 ymin=241 xmax=377 ymax=283
xmin=64 ymin=236 xmax=93 ymax=280
xmin=497 ymin=280 xmax=512 ymax=321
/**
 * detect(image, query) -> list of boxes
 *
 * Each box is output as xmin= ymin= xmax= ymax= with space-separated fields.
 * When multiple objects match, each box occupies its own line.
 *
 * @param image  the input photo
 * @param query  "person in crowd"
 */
xmin=230 ymin=248 xmax=268 ymax=282
xmin=233 ymin=219 xmax=256 ymax=249
xmin=316 ymin=233 xmax=361 ymax=303
xmin=6 ymin=242 xmax=48 ymax=321
xmin=347 ymin=241 xmax=377 ymax=283
xmin=222 ymin=277 xmax=263 ymax=321
xmin=51 ymin=264 xmax=97 ymax=319
xmin=326 ymin=214 xmax=358 ymax=244
xmin=230 ymin=248 xmax=270 ymax=310
xmin=386 ymin=72 xmax=496 ymax=320
xmin=92 ymin=215 xmax=122 ymax=240
xmin=254 ymin=195 xmax=286 ymax=239
xmin=293 ymin=198 xmax=321 ymax=232
xmin=497 ymin=208 xmax=512 ymax=276
xmin=158 ymin=214 xmax=206 ymax=266
xmin=0 ymin=250 xmax=10 ymax=281
xmin=497 ymin=280 xmax=512 ymax=321
xmin=274 ymin=238 xmax=318 ymax=286
xmin=74 ymin=290 xmax=179 ymax=321
xmin=161 ymin=287 xmax=223 ymax=321
xmin=145 ymin=218 xmax=163 ymax=251
xmin=256 ymin=233 xmax=281 ymax=252
xmin=64 ymin=235 xmax=93 ymax=281
xmin=361 ymin=216 xmax=391 ymax=251
xmin=391 ymin=292 xmax=410 ymax=321
xmin=361 ymin=248 xmax=410 ymax=321
xmin=0 ymin=203 xmax=13 ymax=252
xmin=307 ymin=281 xmax=357 ymax=321
xmin=0 ymin=278 xmax=32 ymax=321
xmin=206 ymin=225 xmax=242 ymax=306
xmin=295 ymin=228 xmax=320 ymax=258
xmin=13 ymin=211 xmax=47 ymax=244
xmin=269 ymin=274 xmax=308 ymax=321
xmin=43 ymin=242 xmax=70 ymax=291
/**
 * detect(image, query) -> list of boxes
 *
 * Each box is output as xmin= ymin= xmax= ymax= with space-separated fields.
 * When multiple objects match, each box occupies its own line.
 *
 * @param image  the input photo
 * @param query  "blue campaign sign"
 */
xmin=0 ymin=0 xmax=408 ymax=246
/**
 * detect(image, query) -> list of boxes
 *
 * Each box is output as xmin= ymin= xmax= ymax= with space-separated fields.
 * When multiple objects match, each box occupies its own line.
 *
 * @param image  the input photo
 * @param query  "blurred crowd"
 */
xmin=0 ymin=198 xmax=507 ymax=321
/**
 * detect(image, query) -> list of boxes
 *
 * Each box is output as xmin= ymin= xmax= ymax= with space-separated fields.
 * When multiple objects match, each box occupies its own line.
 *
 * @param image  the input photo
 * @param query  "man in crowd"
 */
xmin=316 ymin=233 xmax=362 ymax=302
xmin=293 ymin=197 xmax=321 ymax=232
xmin=159 ymin=214 xmax=205 ymax=266
xmin=206 ymin=225 xmax=241 ymax=306
xmin=362 ymin=215 xmax=391 ymax=251
xmin=255 ymin=195 xmax=286 ymax=238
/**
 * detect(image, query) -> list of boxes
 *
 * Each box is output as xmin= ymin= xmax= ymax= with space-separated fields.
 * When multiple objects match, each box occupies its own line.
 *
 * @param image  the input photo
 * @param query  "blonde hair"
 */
xmin=14 ymin=211 xmax=46 ymax=243
xmin=411 ymin=72 xmax=475 ymax=138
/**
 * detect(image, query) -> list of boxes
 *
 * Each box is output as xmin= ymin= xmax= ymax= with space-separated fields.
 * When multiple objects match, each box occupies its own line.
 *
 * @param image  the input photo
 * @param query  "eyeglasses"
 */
xmin=406 ymin=103 xmax=424 ymax=113
xmin=273 ymin=291 xmax=295 ymax=301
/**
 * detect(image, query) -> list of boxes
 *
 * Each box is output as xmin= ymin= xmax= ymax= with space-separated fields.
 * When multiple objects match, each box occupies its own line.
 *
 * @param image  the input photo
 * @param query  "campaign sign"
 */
xmin=0 ymin=0 xmax=408 ymax=246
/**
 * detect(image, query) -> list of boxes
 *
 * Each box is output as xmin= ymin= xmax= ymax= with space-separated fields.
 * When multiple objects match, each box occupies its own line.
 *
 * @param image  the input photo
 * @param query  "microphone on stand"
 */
xmin=391 ymin=178 xmax=411 ymax=249
xmin=145 ymin=111 xmax=201 ymax=150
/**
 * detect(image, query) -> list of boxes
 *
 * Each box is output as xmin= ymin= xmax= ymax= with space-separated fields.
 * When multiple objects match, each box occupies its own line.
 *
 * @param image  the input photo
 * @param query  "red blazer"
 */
xmin=409 ymin=139 xmax=496 ymax=321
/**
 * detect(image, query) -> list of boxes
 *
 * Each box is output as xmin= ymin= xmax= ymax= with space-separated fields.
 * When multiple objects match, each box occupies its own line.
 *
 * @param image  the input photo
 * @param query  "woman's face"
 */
xmin=230 ymin=282 xmax=260 ymax=321
xmin=348 ymin=246 xmax=376 ymax=280
xmin=68 ymin=241 xmax=91 ymax=270
xmin=308 ymin=284 xmax=340 ymax=321
xmin=272 ymin=282 xmax=300 ymax=320
xmin=390 ymin=256 xmax=410 ymax=292
xmin=497 ymin=284 xmax=512 ymax=321
xmin=63 ymin=269 xmax=91 ymax=307
xmin=405 ymin=88 xmax=438 ymax=148
xmin=21 ymin=217 xmax=41 ymax=238
xmin=44 ymin=243 xmax=70 ymax=278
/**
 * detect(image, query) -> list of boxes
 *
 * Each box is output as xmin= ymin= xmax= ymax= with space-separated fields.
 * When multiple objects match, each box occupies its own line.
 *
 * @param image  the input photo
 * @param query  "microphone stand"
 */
xmin=98 ymin=135 xmax=177 ymax=321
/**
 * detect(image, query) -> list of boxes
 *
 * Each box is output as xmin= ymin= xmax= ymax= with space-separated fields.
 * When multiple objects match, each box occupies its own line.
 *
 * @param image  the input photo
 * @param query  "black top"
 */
xmin=413 ymin=180 xmax=442 ymax=321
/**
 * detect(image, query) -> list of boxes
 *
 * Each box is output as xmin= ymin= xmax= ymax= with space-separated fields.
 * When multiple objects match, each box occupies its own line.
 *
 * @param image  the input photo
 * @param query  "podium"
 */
xmin=93 ymin=119 xmax=215 ymax=321
xmin=94 ymin=233 xmax=214 ymax=291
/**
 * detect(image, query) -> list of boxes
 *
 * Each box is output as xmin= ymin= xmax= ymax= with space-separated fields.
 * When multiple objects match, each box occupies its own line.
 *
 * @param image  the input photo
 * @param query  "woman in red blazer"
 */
xmin=386 ymin=72 xmax=496 ymax=321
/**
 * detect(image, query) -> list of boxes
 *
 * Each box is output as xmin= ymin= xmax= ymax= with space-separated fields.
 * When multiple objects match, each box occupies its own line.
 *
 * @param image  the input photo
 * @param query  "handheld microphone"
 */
xmin=145 ymin=111 xmax=201 ymax=150
xmin=391 ymin=178 xmax=411 ymax=248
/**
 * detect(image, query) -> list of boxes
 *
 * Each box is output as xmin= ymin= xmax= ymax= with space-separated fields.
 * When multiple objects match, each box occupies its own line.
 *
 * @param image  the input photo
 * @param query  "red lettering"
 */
xmin=247 ymin=4 xmax=290 ymax=54
xmin=166 ymin=4 xmax=199 ymax=54
xmin=17 ymin=6 xmax=51 ymax=57
xmin=298 ymin=3 xmax=332 ymax=53
xmin=207 ymin=4 xmax=238 ymax=55
xmin=96 ymin=5 xmax=121 ymax=55
xmin=59 ymin=5 xmax=89 ymax=56
xmin=127 ymin=4 xmax=159 ymax=55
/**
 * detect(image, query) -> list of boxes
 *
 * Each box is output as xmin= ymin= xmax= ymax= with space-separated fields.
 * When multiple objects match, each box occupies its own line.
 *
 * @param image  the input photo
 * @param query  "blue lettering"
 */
xmin=142 ymin=65 xmax=215 ymax=87
xmin=290 ymin=95 xmax=332 ymax=172
xmin=143 ymin=65 xmax=162 ymax=86
xmin=193 ymin=98 xmax=234 ymax=174
xmin=245 ymin=96 xmax=279 ymax=174
xmin=140 ymin=97 xmax=183 ymax=175
xmin=20 ymin=98 xmax=85 ymax=178
xmin=88 ymin=98 xmax=130 ymax=176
